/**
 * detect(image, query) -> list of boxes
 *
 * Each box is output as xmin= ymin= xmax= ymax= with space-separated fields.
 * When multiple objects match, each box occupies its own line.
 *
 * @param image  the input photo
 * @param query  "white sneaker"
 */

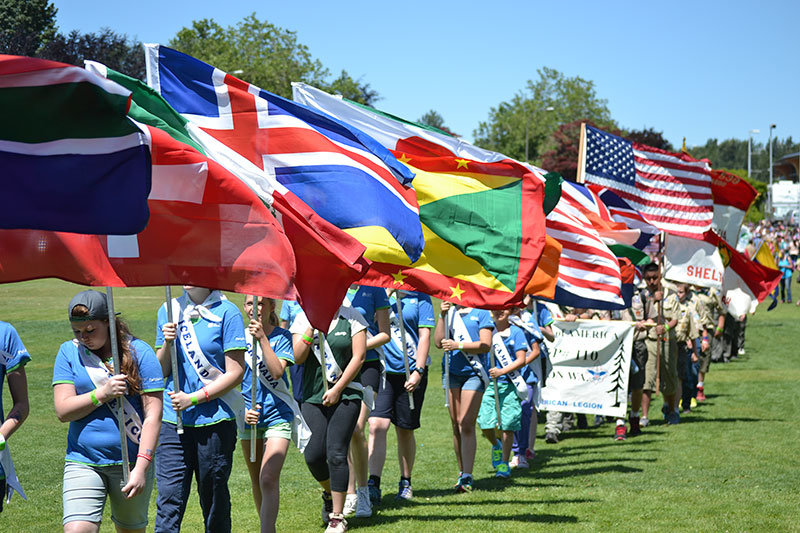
xmin=355 ymin=486 xmax=372 ymax=517
xmin=516 ymin=455 xmax=530 ymax=469
xmin=325 ymin=513 xmax=348 ymax=533
xmin=343 ymin=493 xmax=357 ymax=518
xmin=640 ymin=417 xmax=650 ymax=428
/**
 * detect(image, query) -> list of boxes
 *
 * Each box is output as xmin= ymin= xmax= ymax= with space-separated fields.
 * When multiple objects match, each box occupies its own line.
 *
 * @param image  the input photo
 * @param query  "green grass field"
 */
xmin=2 ymin=279 xmax=799 ymax=532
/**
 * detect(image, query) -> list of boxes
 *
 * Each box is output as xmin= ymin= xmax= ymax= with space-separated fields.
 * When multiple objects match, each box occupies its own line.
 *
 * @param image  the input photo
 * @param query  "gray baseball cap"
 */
xmin=68 ymin=290 xmax=113 ymax=321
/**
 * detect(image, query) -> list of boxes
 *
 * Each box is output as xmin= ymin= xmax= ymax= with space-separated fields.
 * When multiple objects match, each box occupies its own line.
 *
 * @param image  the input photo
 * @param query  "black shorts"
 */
xmin=360 ymin=359 xmax=382 ymax=392
xmin=370 ymin=372 xmax=428 ymax=430
xmin=629 ymin=340 xmax=648 ymax=391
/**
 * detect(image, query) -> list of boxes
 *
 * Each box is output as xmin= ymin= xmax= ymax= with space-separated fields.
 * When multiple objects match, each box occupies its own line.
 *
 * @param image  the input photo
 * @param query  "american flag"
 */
xmin=534 ymin=170 xmax=624 ymax=309
xmin=583 ymin=125 xmax=712 ymax=238
xmin=586 ymin=184 xmax=660 ymax=250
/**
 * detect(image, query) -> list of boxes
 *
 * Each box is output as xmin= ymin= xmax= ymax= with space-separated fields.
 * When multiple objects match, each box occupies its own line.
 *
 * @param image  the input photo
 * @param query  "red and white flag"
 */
xmin=710 ymin=170 xmax=758 ymax=244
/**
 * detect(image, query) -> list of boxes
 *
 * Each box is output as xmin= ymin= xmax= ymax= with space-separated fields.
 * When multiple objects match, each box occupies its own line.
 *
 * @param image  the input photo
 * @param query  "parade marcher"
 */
xmin=695 ymin=287 xmax=725 ymax=402
xmin=623 ymin=289 xmax=649 ymax=439
xmin=434 ymin=302 xmax=493 ymax=493
xmin=279 ymin=300 xmax=304 ymax=405
xmin=342 ymin=284 xmax=390 ymax=517
xmin=778 ymin=251 xmax=793 ymax=303
xmin=0 ymin=319 xmax=30 ymax=513
xmin=675 ymin=283 xmax=701 ymax=413
xmin=240 ymin=296 xmax=297 ymax=533
xmin=638 ymin=263 xmax=681 ymax=426
xmin=509 ymin=301 xmax=545 ymax=468
xmin=367 ymin=290 xmax=434 ymax=502
xmin=154 ymin=286 xmax=246 ymax=533
xmin=478 ymin=309 xmax=529 ymax=479
xmin=290 ymin=304 xmax=367 ymax=533
xmin=54 ymin=290 xmax=163 ymax=533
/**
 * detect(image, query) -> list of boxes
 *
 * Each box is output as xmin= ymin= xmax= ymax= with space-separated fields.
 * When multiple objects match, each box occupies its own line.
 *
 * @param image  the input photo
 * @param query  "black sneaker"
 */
xmin=368 ymin=479 xmax=381 ymax=507
xmin=321 ymin=491 xmax=334 ymax=524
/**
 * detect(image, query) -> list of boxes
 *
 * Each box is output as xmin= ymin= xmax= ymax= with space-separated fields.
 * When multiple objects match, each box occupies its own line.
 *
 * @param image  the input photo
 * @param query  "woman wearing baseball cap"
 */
xmin=53 ymin=290 xmax=164 ymax=532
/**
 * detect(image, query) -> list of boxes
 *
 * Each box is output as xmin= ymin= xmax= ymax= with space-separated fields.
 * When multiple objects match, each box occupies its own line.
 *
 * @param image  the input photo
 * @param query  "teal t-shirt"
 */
xmin=155 ymin=292 xmax=246 ymax=427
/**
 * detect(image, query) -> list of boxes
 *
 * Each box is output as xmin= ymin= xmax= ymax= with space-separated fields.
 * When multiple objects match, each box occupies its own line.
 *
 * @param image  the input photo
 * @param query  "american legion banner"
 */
xmin=541 ymin=320 xmax=634 ymax=418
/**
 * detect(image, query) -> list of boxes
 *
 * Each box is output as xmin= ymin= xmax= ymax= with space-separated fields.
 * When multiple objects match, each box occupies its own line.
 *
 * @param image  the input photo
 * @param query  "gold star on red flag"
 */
xmin=449 ymin=283 xmax=465 ymax=300
xmin=454 ymin=158 xmax=469 ymax=169
xmin=391 ymin=270 xmax=407 ymax=285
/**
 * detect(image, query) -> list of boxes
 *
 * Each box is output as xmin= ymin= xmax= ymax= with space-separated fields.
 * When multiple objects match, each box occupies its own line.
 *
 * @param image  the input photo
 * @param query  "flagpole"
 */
xmin=249 ymin=295 xmax=259 ymax=463
xmin=576 ymin=122 xmax=587 ymax=184
xmin=489 ymin=343 xmax=502 ymax=439
xmin=394 ymin=290 xmax=415 ymax=410
xmin=105 ymin=287 xmax=130 ymax=485
xmin=656 ymin=232 xmax=665 ymax=392
xmin=444 ymin=309 xmax=452 ymax=408
xmin=318 ymin=331 xmax=329 ymax=394
xmin=165 ymin=287 xmax=184 ymax=435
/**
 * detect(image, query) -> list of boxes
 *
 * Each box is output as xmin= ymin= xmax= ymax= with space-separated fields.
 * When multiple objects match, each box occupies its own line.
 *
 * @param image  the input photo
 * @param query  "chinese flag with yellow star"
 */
xmin=293 ymin=82 xmax=551 ymax=307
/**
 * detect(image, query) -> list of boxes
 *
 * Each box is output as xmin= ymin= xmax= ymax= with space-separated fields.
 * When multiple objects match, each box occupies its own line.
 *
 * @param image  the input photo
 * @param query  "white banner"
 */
xmin=540 ymin=320 xmax=634 ymax=418
xmin=663 ymin=232 xmax=724 ymax=289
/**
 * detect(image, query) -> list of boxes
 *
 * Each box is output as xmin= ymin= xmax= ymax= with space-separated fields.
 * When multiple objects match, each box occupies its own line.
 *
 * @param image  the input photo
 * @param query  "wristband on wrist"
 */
xmin=137 ymin=452 xmax=153 ymax=463
xmin=664 ymin=323 xmax=670 ymax=332
xmin=203 ymin=386 xmax=210 ymax=403
xmin=191 ymin=394 xmax=199 ymax=406
xmin=716 ymin=325 xmax=723 ymax=332
xmin=458 ymin=341 xmax=464 ymax=351
xmin=90 ymin=389 xmax=101 ymax=406
xmin=301 ymin=333 xmax=313 ymax=346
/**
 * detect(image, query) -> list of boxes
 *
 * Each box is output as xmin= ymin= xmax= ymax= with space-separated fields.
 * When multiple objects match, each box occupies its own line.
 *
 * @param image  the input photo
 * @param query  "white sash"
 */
xmin=388 ymin=298 xmax=417 ymax=362
xmin=75 ymin=340 xmax=143 ymax=445
xmin=171 ymin=294 xmax=245 ymax=431
xmin=449 ymin=309 xmax=490 ymax=387
xmin=490 ymin=329 xmax=529 ymax=401
xmin=0 ymin=351 xmax=25 ymax=502
xmin=342 ymin=296 xmax=385 ymax=395
xmin=311 ymin=324 xmax=364 ymax=394
xmin=245 ymin=332 xmax=311 ymax=452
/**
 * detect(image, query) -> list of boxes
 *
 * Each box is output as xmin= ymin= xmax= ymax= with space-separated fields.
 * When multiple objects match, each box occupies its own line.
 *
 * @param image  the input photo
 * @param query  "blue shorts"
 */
xmin=443 ymin=372 xmax=486 ymax=392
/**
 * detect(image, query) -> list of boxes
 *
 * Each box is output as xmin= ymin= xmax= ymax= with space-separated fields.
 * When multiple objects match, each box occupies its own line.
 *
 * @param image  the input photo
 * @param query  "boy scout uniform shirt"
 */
xmin=675 ymin=294 xmax=701 ymax=343
xmin=695 ymin=288 xmax=723 ymax=330
xmin=643 ymin=287 xmax=680 ymax=341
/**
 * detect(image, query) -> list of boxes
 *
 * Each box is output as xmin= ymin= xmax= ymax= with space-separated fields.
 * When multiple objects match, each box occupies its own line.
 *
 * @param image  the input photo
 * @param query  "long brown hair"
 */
xmin=70 ymin=306 xmax=142 ymax=395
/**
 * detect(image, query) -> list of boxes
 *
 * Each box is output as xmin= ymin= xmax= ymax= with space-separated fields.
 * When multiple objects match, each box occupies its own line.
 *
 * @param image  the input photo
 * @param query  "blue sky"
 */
xmin=54 ymin=0 xmax=799 ymax=156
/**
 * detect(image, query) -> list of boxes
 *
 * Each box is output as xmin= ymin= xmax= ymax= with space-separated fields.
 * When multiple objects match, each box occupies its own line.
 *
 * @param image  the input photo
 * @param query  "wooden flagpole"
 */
xmin=576 ymin=122 xmax=588 ymax=184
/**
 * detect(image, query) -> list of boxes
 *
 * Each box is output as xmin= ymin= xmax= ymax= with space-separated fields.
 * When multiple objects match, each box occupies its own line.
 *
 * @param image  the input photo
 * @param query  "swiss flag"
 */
xmin=0 ymin=125 xmax=368 ymax=327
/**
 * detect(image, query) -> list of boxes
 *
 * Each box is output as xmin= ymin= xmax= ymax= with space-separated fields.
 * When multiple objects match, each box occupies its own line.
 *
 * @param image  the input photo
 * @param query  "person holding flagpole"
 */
xmin=342 ymin=284 xmax=390 ymax=518
xmin=53 ymin=290 xmax=163 ymax=533
xmin=434 ymin=301 xmax=493 ymax=493
xmin=367 ymin=289 xmax=435 ymax=502
xmin=478 ymin=308 xmax=529 ymax=479
xmin=240 ymin=296 xmax=298 ymax=533
xmin=290 ymin=303 xmax=367 ymax=533
xmin=0 ymin=319 xmax=30 ymax=513
xmin=154 ymin=286 xmax=246 ymax=533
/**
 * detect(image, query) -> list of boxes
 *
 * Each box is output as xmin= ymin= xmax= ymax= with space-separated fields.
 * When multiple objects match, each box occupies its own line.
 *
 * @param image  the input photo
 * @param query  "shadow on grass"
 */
xmin=668 ymin=416 xmax=779 ymax=425
xmin=352 ymin=512 xmax=578 ymax=526
xmin=532 ymin=463 xmax=643 ymax=479
xmin=383 ymin=496 xmax=596 ymax=508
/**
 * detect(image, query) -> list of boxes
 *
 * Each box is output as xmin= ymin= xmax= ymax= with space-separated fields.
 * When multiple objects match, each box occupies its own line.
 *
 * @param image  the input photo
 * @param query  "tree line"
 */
xmin=3 ymin=1 xmax=795 ymax=189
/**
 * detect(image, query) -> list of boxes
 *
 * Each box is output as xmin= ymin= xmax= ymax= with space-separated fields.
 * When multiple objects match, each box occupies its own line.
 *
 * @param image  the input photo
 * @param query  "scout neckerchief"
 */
xmin=0 ymin=350 xmax=25 ymax=502
xmin=490 ymin=327 xmax=529 ymax=401
xmin=449 ymin=307 xmax=490 ymax=387
xmin=244 ymin=331 xmax=311 ymax=452
xmin=172 ymin=291 xmax=245 ymax=431
xmin=76 ymin=340 xmax=143 ymax=444
xmin=310 ymin=310 xmax=364 ymax=394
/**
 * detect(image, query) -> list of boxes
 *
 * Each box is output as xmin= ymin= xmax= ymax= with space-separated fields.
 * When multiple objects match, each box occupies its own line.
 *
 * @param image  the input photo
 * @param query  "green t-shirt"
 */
xmin=291 ymin=307 xmax=368 ymax=405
